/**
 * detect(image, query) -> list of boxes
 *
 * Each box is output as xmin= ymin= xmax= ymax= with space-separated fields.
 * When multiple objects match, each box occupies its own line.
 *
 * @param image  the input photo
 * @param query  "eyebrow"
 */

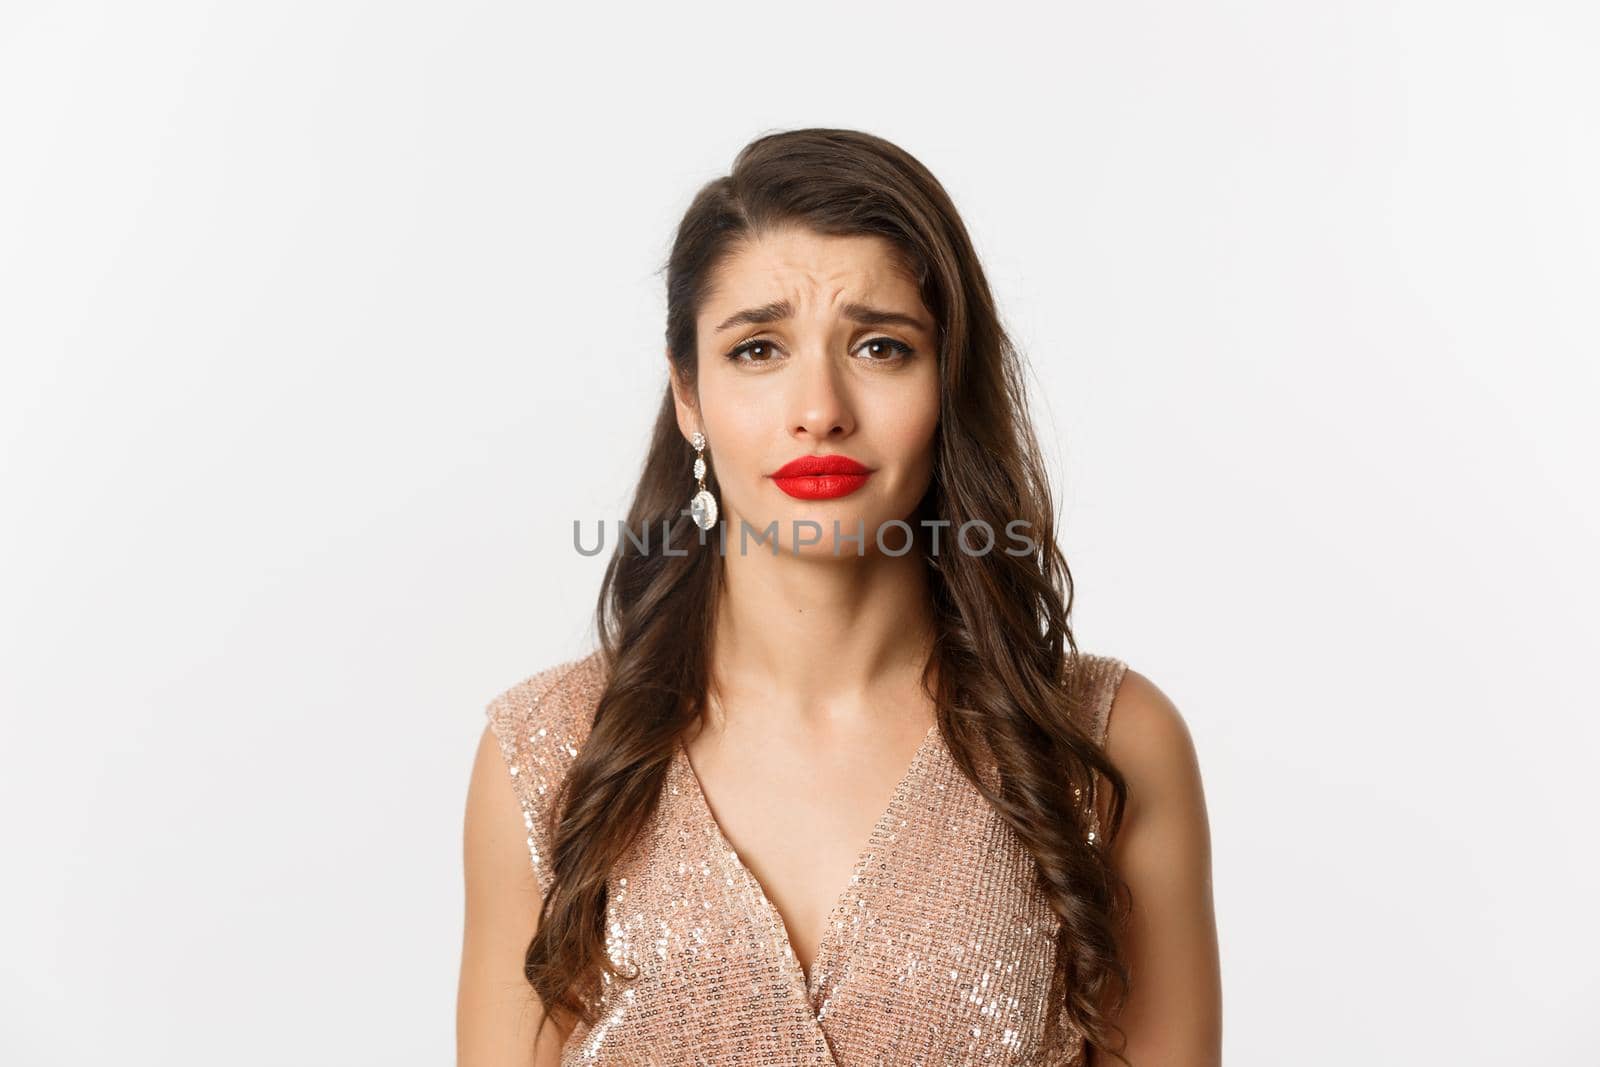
xmin=712 ymin=299 xmax=932 ymax=335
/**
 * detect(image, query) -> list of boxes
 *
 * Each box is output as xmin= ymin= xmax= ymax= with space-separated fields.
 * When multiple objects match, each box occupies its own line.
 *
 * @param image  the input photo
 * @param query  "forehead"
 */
xmin=701 ymin=226 xmax=921 ymax=312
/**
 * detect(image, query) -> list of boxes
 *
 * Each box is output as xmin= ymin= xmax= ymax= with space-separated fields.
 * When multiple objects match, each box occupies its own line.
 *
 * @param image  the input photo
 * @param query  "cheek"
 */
xmin=696 ymin=373 xmax=772 ymax=481
xmin=876 ymin=379 xmax=940 ymax=497
xmin=887 ymin=376 xmax=941 ymax=457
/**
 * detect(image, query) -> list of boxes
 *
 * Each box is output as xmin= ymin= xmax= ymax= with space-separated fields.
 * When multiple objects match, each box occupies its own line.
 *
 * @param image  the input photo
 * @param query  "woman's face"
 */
xmin=672 ymin=225 xmax=941 ymax=557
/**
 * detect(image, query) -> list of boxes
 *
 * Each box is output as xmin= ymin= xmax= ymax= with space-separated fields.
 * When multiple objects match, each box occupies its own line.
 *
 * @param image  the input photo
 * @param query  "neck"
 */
xmin=706 ymin=535 xmax=936 ymax=732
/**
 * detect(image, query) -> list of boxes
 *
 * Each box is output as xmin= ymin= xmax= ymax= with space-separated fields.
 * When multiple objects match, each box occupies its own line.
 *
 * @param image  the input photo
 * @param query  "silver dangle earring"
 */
xmin=689 ymin=430 xmax=718 ymax=530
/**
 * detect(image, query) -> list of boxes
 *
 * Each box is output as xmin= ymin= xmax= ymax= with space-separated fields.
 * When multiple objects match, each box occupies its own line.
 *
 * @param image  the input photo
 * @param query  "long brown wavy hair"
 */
xmin=523 ymin=127 xmax=1131 ymax=1061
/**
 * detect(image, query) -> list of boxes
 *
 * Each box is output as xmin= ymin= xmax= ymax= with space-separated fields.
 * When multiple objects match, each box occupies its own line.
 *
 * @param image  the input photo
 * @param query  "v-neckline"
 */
xmin=673 ymin=721 xmax=941 ymax=1012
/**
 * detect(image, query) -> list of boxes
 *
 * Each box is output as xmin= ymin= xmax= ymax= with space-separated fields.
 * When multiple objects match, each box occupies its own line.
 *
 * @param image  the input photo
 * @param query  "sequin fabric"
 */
xmin=485 ymin=650 xmax=1130 ymax=1066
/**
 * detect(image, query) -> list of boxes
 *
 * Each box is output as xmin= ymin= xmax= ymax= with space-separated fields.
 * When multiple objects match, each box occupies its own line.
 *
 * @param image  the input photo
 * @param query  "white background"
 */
xmin=2 ymin=2 xmax=1596 ymax=1063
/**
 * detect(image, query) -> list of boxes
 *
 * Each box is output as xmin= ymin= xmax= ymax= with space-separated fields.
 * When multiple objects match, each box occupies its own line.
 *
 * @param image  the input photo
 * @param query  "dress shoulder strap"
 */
xmin=483 ymin=649 xmax=605 ymax=898
xmin=1068 ymin=650 xmax=1130 ymax=749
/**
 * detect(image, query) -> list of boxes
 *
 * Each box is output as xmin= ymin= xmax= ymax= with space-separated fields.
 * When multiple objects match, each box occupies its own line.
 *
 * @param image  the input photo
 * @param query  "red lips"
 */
xmin=771 ymin=454 xmax=873 ymax=500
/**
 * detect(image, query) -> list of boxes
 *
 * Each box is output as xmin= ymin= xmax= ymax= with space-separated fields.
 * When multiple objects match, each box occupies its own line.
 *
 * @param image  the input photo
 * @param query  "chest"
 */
xmin=677 ymin=717 xmax=940 ymax=983
xmin=560 ymin=731 xmax=1087 ymax=1067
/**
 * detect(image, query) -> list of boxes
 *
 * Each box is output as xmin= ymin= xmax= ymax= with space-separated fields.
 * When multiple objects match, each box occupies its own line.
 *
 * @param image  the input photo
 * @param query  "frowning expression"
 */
xmin=671 ymin=225 xmax=941 ymax=557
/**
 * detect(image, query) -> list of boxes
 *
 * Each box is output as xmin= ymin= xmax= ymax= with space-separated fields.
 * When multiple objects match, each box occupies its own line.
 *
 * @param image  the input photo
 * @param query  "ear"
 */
xmin=667 ymin=348 xmax=700 ymax=443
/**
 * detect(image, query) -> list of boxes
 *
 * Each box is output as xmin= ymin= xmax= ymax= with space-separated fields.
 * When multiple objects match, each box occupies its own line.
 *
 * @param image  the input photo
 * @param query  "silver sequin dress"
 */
xmin=485 ymin=649 xmax=1129 ymax=1066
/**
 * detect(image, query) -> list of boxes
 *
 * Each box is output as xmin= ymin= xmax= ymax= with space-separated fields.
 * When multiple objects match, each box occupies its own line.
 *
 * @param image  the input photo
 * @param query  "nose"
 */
xmin=787 ymin=349 xmax=855 ymax=441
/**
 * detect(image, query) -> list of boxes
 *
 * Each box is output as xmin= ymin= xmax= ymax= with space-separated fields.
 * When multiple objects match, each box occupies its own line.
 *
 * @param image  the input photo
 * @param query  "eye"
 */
xmin=855 ymin=336 xmax=914 ymax=362
xmin=724 ymin=336 xmax=916 ymax=366
xmin=726 ymin=338 xmax=782 ymax=365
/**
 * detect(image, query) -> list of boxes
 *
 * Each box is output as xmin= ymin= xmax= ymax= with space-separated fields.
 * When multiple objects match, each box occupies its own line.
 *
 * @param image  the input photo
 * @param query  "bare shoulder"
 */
xmin=1091 ymin=665 xmax=1222 ymax=1064
xmin=1102 ymin=667 xmax=1205 ymax=816
xmin=458 ymin=650 xmax=604 ymax=1065
xmin=459 ymin=726 xmax=570 ymax=1064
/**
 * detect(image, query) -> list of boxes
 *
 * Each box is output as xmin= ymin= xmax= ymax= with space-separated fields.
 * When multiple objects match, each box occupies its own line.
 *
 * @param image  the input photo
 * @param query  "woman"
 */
xmin=458 ymin=128 xmax=1221 ymax=1066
